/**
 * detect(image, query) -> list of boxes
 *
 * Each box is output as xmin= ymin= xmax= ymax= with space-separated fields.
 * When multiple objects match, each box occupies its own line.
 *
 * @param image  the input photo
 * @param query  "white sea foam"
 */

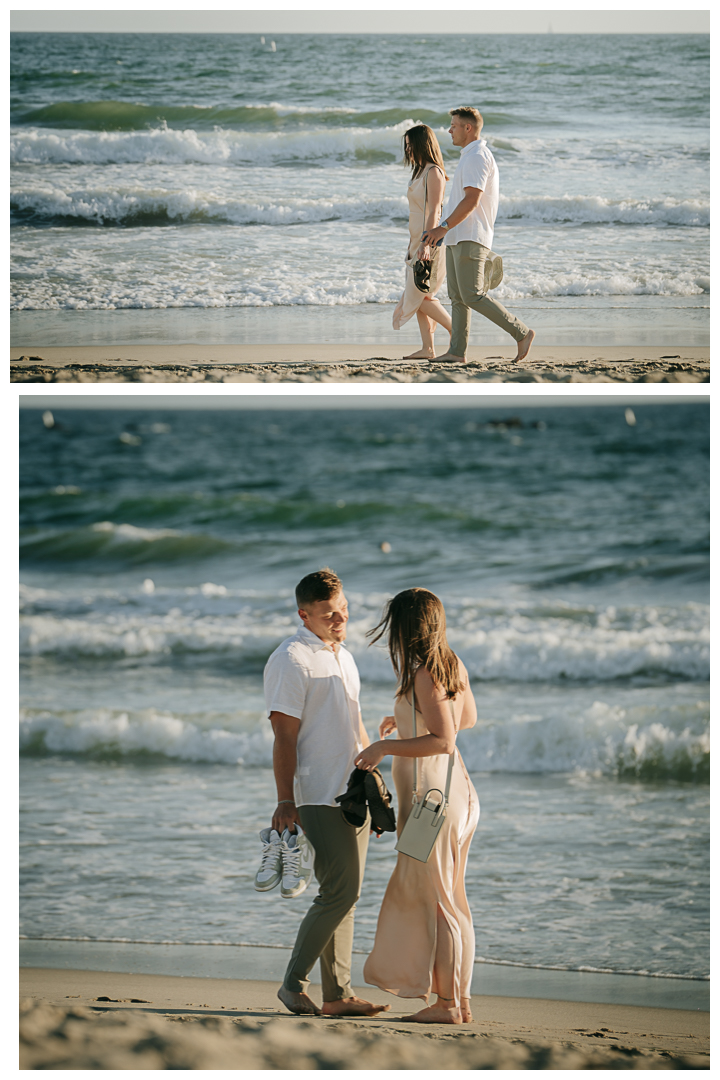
xmin=11 ymin=179 xmax=709 ymax=230
xmin=495 ymin=269 xmax=709 ymax=299
xmin=499 ymin=193 xmax=709 ymax=229
xmin=90 ymin=521 xmax=183 ymax=541
xmin=10 ymin=123 xmax=709 ymax=177
xmin=19 ymin=611 xmax=295 ymax=660
xmin=10 ymin=183 xmax=408 ymax=226
xmin=10 ymin=122 xmax=416 ymax=167
xmin=19 ymin=583 xmax=64 ymax=605
xmin=19 ymin=602 xmax=709 ymax=682
xmin=19 ymin=697 xmax=708 ymax=779
xmin=353 ymin=604 xmax=709 ymax=683
xmin=459 ymin=700 xmax=709 ymax=776
xmin=10 ymin=256 xmax=708 ymax=310
xmin=20 ymin=708 xmax=274 ymax=765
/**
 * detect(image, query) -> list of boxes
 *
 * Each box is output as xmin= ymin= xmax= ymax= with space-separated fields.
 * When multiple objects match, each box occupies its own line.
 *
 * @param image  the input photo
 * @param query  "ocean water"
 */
xmin=10 ymin=32 xmax=709 ymax=345
xmin=19 ymin=402 xmax=709 ymax=986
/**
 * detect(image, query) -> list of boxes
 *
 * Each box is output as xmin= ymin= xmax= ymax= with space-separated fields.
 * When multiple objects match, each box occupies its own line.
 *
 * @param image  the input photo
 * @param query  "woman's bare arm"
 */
xmin=354 ymin=666 xmax=455 ymax=769
xmin=424 ymin=166 xmax=445 ymax=232
xmin=415 ymin=167 xmax=445 ymax=259
xmin=458 ymin=663 xmax=477 ymax=730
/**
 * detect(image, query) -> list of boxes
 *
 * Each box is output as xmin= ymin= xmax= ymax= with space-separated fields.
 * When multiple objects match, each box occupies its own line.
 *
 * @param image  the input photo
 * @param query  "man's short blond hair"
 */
xmin=296 ymin=567 xmax=342 ymax=608
xmin=450 ymin=106 xmax=484 ymax=131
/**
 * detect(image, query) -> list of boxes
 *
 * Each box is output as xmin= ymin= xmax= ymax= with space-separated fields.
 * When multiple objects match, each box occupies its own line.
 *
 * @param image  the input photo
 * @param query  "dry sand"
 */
xmin=10 ymin=345 xmax=709 ymax=383
xmin=20 ymin=968 xmax=709 ymax=1070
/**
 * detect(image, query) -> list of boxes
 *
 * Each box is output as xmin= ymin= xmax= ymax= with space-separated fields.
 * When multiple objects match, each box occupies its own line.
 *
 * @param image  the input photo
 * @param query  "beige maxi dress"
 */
xmin=392 ymin=164 xmax=447 ymax=330
xmin=363 ymin=692 xmax=479 ymax=1005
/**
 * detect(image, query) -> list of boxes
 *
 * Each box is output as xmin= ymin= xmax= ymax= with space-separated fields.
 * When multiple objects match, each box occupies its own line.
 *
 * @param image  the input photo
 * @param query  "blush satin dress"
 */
xmin=392 ymin=164 xmax=447 ymax=330
xmin=363 ymin=690 xmax=479 ymax=1005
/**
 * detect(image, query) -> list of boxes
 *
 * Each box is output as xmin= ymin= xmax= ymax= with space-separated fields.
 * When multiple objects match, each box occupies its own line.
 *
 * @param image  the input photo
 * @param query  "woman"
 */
xmin=393 ymin=126 xmax=453 ymax=360
xmin=354 ymin=588 xmax=479 ymax=1024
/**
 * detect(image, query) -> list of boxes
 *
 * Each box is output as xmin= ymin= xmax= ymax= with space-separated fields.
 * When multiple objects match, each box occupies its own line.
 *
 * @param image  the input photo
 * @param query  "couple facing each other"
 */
xmin=264 ymin=568 xmax=479 ymax=1024
xmin=394 ymin=105 xmax=535 ymax=364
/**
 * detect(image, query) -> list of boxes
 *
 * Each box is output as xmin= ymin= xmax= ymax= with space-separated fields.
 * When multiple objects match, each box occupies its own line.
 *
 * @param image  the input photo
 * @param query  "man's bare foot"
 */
xmin=401 ymin=1001 xmax=463 ymax=1025
xmin=433 ymin=352 xmax=467 ymax=365
xmin=403 ymin=348 xmax=434 ymax=360
xmin=321 ymin=996 xmax=390 ymax=1017
xmin=514 ymin=328 xmax=535 ymax=362
xmin=461 ymin=996 xmax=473 ymax=1023
xmin=277 ymin=985 xmax=321 ymax=1015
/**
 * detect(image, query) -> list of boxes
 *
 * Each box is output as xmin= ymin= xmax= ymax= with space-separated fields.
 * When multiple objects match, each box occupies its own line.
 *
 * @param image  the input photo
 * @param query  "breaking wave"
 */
xmin=19 ymin=701 xmax=708 ymax=781
xmin=11 ymin=187 xmax=408 ymax=228
xmin=11 ymin=179 xmax=709 ymax=232
xmin=15 ymin=100 xmax=455 ymax=132
xmin=10 ymin=121 xmax=418 ymax=167
xmin=19 ymin=599 xmax=709 ymax=682
xmin=20 ymin=521 xmax=232 ymax=564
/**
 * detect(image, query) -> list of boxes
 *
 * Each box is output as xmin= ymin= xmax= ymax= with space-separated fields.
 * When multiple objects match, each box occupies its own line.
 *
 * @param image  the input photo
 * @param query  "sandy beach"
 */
xmin=10 ymin=345 xmax=709 ymax=383
xmin=20 ymin=968 xmax=709 ymax=1070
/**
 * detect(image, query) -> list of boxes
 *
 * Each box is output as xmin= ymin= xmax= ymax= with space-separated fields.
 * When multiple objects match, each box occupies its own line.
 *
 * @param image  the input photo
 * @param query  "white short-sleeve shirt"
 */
xmin=263 ymin=625 xmax=363 ymax=807
xmin=444 ymin=138 xmax=499 ymax=249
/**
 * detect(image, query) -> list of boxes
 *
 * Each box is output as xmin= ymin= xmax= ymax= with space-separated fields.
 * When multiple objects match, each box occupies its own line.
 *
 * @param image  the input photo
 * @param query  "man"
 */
xmin=423 ymin=106 xmax=535 ymax=364
xmin=264 ymin=568 xmax=388 ymax=1018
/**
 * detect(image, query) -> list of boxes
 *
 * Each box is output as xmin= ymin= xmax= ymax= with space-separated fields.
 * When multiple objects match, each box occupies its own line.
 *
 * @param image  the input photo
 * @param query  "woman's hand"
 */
xmin=415 ymin=244 xmax=433 ymax=261
xmin=379 ymin=715 xmax=397 ymax=739
xmin=354 ymin=741 xmax=386 ymax=771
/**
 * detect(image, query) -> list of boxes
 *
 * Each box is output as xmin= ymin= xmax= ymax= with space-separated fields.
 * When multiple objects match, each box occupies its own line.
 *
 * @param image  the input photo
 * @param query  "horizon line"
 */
xmin=10 ymin=29 xmax=710 ymax=35
xmin=19 ymin=395 xmax=707 ymax=411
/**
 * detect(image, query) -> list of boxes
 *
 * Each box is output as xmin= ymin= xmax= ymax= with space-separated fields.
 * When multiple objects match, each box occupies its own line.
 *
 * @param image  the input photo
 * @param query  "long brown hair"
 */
xmin=367 ymin=588 xmax=464 ymax=700
xmin=402 ymin=124 xmax=448 ymax=181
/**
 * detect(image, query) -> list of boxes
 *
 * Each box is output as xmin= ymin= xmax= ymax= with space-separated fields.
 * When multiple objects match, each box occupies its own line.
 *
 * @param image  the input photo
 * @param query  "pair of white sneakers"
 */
xmin=254 ymin=827 xmax=314 ymax=899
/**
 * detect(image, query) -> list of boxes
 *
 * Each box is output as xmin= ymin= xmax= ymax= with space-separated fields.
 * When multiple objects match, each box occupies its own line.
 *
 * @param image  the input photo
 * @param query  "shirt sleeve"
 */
xmin=264 ymin=649 xmax=307 ymax=720
xmin=465 ymin=149 xmax=493 ymax=193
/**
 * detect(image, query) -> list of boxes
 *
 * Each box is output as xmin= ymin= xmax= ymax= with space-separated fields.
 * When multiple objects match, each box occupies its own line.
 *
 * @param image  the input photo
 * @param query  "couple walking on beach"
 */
xmin=264 ymin=568 xmax=479 ymax=1024
xmin=396 ymin=106 xmax=535 ymax=364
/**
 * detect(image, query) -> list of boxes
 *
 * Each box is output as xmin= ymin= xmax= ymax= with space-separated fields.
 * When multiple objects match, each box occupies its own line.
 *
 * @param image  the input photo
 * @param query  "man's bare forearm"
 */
xmin=269 ymin=711 xmax=302 ymax=833
xmin=273 ymin=737 xmax=297 ymax=801
xmin=423 ymin=188 xmax=482 ymax=246
xmin=445 ymin=190 xmax=481 ymax=230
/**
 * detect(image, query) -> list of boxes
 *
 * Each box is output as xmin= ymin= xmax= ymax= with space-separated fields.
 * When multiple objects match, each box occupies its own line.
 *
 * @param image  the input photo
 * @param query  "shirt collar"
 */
xmin=460 ymin=137 xmax=486 ymax=157
xmin=297 ymin=624 xmax=345 ymax=652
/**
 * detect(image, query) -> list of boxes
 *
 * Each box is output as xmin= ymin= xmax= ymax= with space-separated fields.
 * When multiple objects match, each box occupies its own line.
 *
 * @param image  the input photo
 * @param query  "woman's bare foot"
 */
xmin=277 ymin=985 xmax=321 ymax=1015
xmin=461 ymin=996 xmax=473 ymax=1023
xmin=401 ymin=996 xmax=462 ymax=1024
xmin=403 ymin=348 xmax=434 ymax=360
xmin=514 ymin=328 xmax=535 ymax=362
xmin=321 ymin=996 xmax=390 ymax=1017
xmin=401 ymin=1003 xmax=462 ymax=1024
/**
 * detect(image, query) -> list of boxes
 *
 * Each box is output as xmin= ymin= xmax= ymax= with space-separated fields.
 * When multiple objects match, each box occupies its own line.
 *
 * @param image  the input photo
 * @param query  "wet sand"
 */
xmin=20 ymin=968 xmax=709 ymax=1069
xmin=10 ymin=345 xmax=709 ymax=383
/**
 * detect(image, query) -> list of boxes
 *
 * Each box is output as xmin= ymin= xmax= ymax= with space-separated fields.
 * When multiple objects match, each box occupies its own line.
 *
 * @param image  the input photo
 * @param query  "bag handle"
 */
xmin=411 ymin=682 xmax=455 ymax=806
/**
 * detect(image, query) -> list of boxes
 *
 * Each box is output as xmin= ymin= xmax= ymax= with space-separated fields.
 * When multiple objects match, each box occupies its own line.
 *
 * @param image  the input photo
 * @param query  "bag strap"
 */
xmin=411 ymin=682 xmax=455 ymax=805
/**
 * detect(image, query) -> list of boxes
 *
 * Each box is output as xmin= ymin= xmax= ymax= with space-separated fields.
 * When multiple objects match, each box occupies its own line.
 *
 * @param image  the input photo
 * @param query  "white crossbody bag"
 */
xmin=395 ymin=686 xmax=454 ymax=863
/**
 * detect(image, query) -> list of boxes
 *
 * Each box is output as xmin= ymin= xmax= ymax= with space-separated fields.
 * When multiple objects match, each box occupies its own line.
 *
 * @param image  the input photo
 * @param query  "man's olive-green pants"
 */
xmin=283 ymin=805 xmax=370 ymax=1002
xmin=446 ymin=240 xmax=529 ymax=356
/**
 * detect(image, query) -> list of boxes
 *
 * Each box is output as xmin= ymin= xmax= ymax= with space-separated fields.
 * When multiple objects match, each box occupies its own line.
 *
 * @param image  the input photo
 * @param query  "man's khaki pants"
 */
xmin=446 ymin=240 xmax=529 ymax=357
xmin=283 ymin=805 xmax=370 ymax=1002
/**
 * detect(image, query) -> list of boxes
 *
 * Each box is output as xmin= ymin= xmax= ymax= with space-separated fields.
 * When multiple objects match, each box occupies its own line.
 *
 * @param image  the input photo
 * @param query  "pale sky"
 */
xmin=9 ymin=8 xmax=711 ymax=34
